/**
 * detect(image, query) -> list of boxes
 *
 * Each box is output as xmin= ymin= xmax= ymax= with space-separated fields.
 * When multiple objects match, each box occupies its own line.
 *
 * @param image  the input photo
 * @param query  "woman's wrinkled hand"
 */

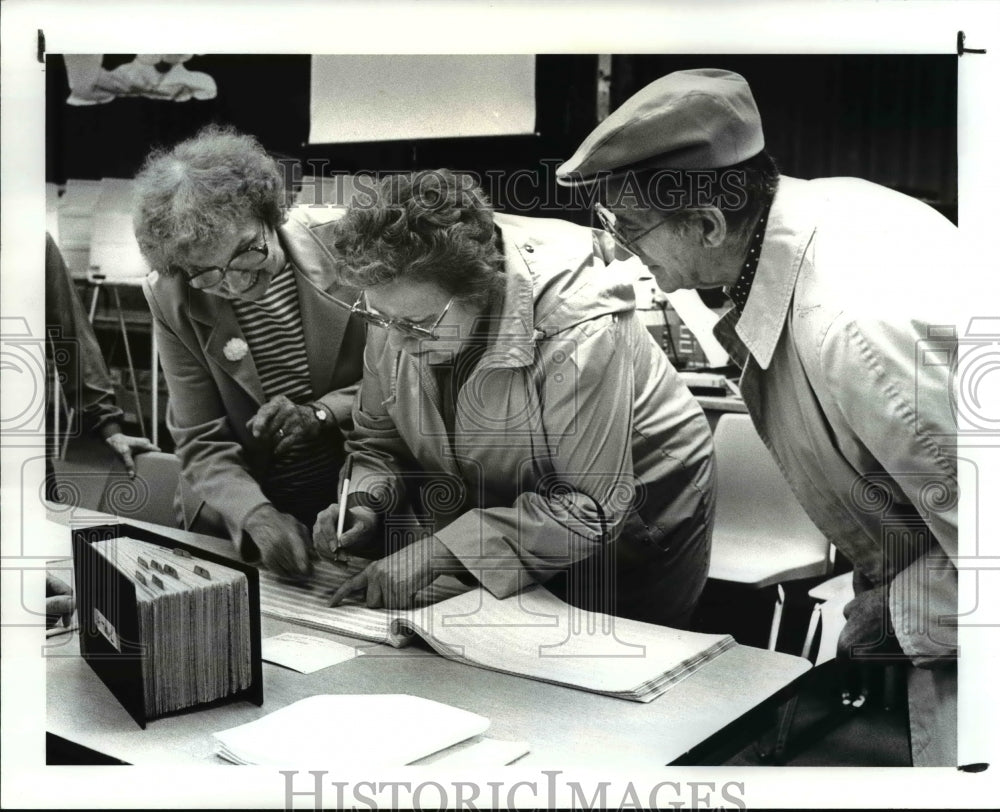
xmin=328 ymin=536 xmax=458 ymax=609
xmin=246 ymin=395 xmax=333 ymax=458
xmin=244 ymin=503 xmax=313 ymax=579
xmin=313 ymin=503 xmax=381 ymax=563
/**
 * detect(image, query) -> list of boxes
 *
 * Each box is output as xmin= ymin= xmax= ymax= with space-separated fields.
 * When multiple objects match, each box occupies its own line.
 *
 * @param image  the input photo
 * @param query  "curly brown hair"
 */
xmin=132 ymin=125 xmax=287 ymax=274
xmin=333 ymin=169 xmax=505 ymax=308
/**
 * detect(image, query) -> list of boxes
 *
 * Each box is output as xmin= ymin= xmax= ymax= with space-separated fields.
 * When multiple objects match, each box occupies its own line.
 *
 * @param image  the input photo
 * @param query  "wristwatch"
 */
xmin=310 ymin=402 xmax=332 ymax=425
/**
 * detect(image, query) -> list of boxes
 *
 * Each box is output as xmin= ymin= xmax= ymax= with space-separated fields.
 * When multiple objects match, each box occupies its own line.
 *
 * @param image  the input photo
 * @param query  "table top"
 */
xmin=45 ymin=511 xmax=810 ymax=768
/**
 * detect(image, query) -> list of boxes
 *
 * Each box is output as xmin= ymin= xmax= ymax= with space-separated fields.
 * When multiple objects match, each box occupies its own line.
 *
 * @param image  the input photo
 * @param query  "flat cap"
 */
xmin=556 ymin=68 xmax=764 ymax=186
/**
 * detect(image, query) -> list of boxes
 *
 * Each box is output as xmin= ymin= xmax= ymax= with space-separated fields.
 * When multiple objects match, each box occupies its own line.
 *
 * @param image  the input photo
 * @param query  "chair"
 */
xmin=709 ymin=413 xmax=834 ymax=649
xmin=97 ymin=451 xmax=181 ymax=528
xmin=763 ymin=570 xmax=906 ymax=763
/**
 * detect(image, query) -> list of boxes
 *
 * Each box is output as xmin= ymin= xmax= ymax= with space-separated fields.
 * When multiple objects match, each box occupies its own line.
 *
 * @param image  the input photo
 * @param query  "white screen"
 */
xmin=309 ymin=55 xmax=536 ymax=144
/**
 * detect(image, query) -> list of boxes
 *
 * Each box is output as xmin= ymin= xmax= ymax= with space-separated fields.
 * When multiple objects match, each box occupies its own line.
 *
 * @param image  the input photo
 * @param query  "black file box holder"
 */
xmin=71 ymin=523 xmax=264 ymax=729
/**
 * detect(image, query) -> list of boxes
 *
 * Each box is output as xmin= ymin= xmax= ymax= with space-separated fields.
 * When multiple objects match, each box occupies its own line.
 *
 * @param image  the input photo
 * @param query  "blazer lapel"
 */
xmin=188 ymin=287 xmax=266 ymax=406
xmin=281 ymin=217 xmax=352 ymax=394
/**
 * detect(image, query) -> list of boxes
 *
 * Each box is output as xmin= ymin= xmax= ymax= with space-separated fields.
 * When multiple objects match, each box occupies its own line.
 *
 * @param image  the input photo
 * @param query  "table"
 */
xmin=45 ymin=512 xmax=811 ymax=768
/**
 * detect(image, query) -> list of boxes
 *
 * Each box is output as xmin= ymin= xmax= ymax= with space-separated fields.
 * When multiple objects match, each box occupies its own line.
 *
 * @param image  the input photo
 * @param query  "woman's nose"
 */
xmin=385 ymin=328 xmax=413 ymax=353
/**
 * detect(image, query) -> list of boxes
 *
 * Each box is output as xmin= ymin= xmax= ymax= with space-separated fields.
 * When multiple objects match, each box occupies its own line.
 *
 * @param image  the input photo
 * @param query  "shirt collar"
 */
xmin=728 ymin=176 xmax=818 ymax=370
xmin=724 ymin=198 xmax=772 ymax=313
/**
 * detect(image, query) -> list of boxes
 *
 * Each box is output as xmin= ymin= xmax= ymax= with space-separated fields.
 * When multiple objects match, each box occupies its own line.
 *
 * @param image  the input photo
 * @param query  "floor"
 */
xmin=724 ymin=661 xmax=911 ymax=767
xmin=694 ymin=579 xmax=912 ymax=767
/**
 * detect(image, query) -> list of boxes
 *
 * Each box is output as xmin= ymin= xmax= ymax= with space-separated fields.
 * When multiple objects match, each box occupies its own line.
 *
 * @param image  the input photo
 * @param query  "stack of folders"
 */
xmin=89 ymin=537 xmax=253 ymax=718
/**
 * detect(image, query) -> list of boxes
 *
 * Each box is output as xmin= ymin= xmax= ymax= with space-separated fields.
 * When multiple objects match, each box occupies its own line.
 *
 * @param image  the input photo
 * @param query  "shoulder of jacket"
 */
xmin=285 ymin=204 xmax=347 ymax=232
xmin=495 ymin=211 xmax=596 ymax=246
xmin=143 ymin=268 xmax=180 ymax=305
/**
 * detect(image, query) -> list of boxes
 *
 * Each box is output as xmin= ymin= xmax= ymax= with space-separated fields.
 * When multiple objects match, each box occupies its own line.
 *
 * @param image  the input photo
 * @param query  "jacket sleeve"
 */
xmin=821 ymin=312 xmax=958 ymax=666
xmin=317 ymin=382 xmax=359 ymax=435
xmin=436 ymin=314 xmax=640 ymax=599
xmin=45 ymin=233 xmax=124 ymax=439
xmin=142 ymin=279 xmax=271 ymax=553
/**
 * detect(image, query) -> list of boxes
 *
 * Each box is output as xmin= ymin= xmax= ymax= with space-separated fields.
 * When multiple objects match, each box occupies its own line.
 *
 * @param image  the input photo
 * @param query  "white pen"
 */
xmin=334 ymin=458 xmax=352 ymax=564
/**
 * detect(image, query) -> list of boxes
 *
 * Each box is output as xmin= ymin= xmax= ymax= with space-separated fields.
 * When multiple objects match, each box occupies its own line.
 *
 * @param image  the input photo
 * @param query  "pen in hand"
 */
xmin=334 ymin=460 xmax=351 ymax=565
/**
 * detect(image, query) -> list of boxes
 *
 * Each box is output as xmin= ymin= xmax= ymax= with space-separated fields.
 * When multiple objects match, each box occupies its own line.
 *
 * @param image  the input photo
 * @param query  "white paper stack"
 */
xmin=213 ymin=694 xmax=490 ymax=767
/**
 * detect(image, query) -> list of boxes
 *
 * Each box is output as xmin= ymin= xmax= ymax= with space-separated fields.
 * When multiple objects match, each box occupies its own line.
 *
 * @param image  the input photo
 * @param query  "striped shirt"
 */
xmin=231 ymin=263 xmax=343 ymax=523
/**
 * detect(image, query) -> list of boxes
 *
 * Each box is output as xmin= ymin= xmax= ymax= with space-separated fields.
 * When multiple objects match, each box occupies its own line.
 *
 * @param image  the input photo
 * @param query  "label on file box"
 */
xmin=94 ymin=607 xmax=121 ymax=652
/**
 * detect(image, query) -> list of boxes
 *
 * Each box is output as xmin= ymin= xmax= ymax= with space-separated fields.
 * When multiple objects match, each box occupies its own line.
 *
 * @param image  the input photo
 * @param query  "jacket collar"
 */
xmin=732 ymin=176 xmax=818 ymax=370
xmin=475 ymin=219 xmax=540 ymax=370
xmin=476 ymin=214 xmax=634 ymax=371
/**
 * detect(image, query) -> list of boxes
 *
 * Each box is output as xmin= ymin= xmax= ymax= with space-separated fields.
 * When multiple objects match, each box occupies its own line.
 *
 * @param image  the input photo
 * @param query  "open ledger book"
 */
xmin=259 ymin=559 xmax=735 ymax=703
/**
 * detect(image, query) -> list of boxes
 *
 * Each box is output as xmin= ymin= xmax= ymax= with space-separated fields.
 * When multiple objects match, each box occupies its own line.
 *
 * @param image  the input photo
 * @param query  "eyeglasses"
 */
xmin=330 ymin=292 xmax=456 ymax=340
xmin=594 ymin=203 xmax=668 ymax=251
xmin=176 ymin=227 xmax=269 ymax=291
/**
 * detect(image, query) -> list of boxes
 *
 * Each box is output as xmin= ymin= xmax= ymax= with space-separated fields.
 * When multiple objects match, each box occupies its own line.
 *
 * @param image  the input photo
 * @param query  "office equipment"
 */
xmin=71 ymin=522 xmax=263 ymax=727
xmin=679 ymin=371 xmax=731 ymax=396
xmin=662 ymin=287 xmax=731 ymax=368
xmin=709 ymin=413 xmax=833 ymax=650
xmin=212 ymin=694 xmax=490 ymax=767
xmin=259 ymin=561 xmax=735 ymax=703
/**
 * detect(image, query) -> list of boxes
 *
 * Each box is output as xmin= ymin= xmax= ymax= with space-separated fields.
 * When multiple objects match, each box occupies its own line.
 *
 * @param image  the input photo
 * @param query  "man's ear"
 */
xmin=692 ymin=207 xmax=728 ymax=248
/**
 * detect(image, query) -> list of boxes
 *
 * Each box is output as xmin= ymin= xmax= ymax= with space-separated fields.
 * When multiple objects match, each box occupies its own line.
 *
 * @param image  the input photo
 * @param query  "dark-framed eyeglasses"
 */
xmin=176 ymin=227 xmax=269 ymax=291
xmin=330 ymin=291 xmax=455 ymax=340
xmin=594 ymin=203 xmax=668 ymax=251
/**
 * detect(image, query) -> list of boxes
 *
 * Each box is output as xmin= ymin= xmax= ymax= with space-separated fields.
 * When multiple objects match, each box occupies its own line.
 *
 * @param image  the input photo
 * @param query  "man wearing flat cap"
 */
xmin=558 ymin=68 xmax=961 ymax=767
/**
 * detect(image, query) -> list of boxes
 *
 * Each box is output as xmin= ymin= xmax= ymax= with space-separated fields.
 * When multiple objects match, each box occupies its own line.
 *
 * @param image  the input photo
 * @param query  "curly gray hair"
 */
xmin=133 ymin=125 xmax=288 ymax=274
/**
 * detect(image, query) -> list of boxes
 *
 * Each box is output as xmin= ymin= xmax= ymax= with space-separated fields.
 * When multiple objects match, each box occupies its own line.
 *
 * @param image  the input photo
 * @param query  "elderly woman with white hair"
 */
xmin=135 ymin=125 xmax=364 ymax=578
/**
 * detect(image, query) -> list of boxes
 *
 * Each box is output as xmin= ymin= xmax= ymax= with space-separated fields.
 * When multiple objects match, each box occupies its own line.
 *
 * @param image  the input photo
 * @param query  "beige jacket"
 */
xmin=143 ymin=207 xmax=365 ymax=549
xmin=347 ymin=212 xmax=716 ymax=622
xmin=714 ymin=175 xmax=961 ymax=764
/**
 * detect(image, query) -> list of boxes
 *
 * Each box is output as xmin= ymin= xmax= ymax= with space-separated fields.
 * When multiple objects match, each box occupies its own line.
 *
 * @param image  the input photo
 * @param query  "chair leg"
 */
xmin=755 ymin=585 xmax=793 ymax=761
xmin=801 ymin=602 xmax=822 ymax=661
xmin=771 ymin=694 xmax=800 ymax=764
xmin=766 ymin=584 xmax=786 ymax=651
xmin=114 ymin=286 xmax=147 ymax=437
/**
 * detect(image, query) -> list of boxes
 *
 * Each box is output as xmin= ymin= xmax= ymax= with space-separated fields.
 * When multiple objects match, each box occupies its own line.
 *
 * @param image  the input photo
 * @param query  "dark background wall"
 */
xmin=612 ymin=55 xmax=957 ymax=223
xmin=46 ymin=53 xmax=957 ymax=225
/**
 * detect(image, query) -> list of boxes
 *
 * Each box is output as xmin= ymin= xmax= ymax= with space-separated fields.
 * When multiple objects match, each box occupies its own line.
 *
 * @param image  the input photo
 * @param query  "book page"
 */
xmin=393 ymin=585 xmax=736 ymax=702
xmin=256 ymin=557 xmax=469 ymax=648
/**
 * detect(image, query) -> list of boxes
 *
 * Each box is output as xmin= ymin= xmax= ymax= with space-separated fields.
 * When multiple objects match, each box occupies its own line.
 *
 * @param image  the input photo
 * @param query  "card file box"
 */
xmin=71 ymin=523 xmax=263 ymax=728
